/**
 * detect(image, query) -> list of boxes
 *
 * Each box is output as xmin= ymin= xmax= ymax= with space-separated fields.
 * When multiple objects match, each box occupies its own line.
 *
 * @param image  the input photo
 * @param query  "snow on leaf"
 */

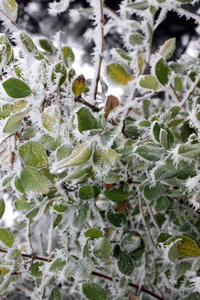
xmin=55 ymin=141 xmax=92 ymax=171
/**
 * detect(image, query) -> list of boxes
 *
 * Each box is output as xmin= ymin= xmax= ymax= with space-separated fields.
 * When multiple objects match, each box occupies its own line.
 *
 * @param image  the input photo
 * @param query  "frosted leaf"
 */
xmin=74 ymin=257 xmax=94 ymax=281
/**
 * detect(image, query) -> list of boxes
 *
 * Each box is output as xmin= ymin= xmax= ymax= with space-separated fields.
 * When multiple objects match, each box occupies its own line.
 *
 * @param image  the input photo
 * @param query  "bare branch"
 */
xmin=93 ymin=0 xmax=104 ymax=101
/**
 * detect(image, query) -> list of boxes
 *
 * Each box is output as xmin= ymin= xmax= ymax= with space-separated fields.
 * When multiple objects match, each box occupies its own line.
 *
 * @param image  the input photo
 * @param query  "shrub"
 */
xmin=0 ymin=0 xmax=200 ymax=299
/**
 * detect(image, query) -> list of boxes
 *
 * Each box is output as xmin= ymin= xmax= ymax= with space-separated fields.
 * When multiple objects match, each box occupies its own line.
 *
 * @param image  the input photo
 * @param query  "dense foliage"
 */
xmin=0 ymin=0 xmax=200 ymax=299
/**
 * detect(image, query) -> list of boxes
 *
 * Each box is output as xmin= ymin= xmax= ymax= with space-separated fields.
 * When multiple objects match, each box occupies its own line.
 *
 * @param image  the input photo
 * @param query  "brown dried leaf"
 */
xmin=104 ymin=95 xmax=119 ymax=119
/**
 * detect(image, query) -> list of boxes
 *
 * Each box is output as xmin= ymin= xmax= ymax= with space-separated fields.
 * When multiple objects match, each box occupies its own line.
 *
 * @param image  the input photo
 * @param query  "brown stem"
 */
xmin=0 ymin=134 xmax=13 ymax=146
xmin=92 ymin=271 xmax=165 ymax=300
xmin=0 ymin=248 xmax=164 ymax=299
xmin=0 ymin=8 xmax=21 ymax=30
xmin=175 ymin=7 xmax=200 ymax=23
xmin=75 ymin=95 xmax=100 ymax=112
xmin=147 ymin=202 xmax=161 ymax=233
xmin=181 ymin=77 xmax=200 ymax=107
xmin=140 ymin=195 xmax=159 ymax=253
xmin=103 ymin=4 xmax=120 ymax=19
xmin=170 ymin=84 xmax=182 ymax=103
xmin=93 ymin=0 xmax=104 ymax=101
xmin=0 ymin=9 xmax=49 ymax=64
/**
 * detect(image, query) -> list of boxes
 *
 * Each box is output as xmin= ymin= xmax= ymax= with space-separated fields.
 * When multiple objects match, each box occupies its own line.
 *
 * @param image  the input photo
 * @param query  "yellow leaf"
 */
xmin=2 ymin=0 xmax=18 ymax=22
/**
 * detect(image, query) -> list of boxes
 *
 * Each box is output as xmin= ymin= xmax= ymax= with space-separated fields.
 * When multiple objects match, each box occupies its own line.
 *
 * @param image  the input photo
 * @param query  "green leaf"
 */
xmin=3 ymin=110 xmax=28 ymax=133
xmin=20 ymin=166 xmax=51 ymax=194
xmin=49 ymin=258 xmax=66 ymax=273
xmin=55 ymin=141 xmax=92 ymax=170
xmin=115 ymin=48 xmax=132 ymax=61
xmin=63 ymin=256 xmax=76 ymax=278
xmin=82 ymin=283 xmax=107 ymax=300
xmin=30 ymin=261 xmax=44 ymax=277
xmin=0 ymin=199 xmax=5 ymax=219
xmin=155 ymin=213 xmax=166 ymax=228
xmin=118 ymin=251 xmax=134 ymax=275
xmin=93 ymin=238 xmax=112 ymax=259
xmin=72 ymin=208 xmax=87 ymax=227
xmin=0 ymin=35 xmax=12 ymax=67
xmin=0 ymin=228 xmax=14 ymax=248
xmin=49 ymin=287 xmax=61 ymax=300
xmin=155 ymin=58 xmax=171 ymax=86
xmin=121 ymin=233 xmax=141 ymax=254
xmin=75 ymin=257 xmax=94 ymax=280
xmin=2 ymin=0 xmax=18 ymax=22
xmin=104 ymin=182 xmax=129 ymax=203
xmin=2 ymin=174 xmax=15 ymax=188
xmin=154 ymin=160 xmax=196 ymax=181
xmin=42 ymin=105 xmax=60 ymax=133
xmin=68 ymin=68 xmax=76 ymax=82
xmin=26 ymin=207 xmax=39 ymax=219
xmin=2 ymin=78 xmax=32 ymax=98
xmin=72 ymin=75 xmax=86 ymax=96
xmin=126 ymin=230 xmax=145 ymax=260
xmin=62 ymin=46 xmax=75 ymax=68
xmin=135 ymin=143 xmax=167 ymax=162
xmin=167 ymin=119 xmax=183 ymax=128
xmin=126 ymin=1 xmax=149 ymax=10
xmin=176 ymin=0 xmax=193 ymax=2
xmin=106 ymin=204 xmax=126 ymax=227
xmin=159 ymin=38 xmax=176 ymax=59
xmin=154 ymin=196 xmax=169 ymax=212
xmin=40 ymin=134 xmax=61 ymax=151
xmin=79 ymin=185 xmax=94 ymax=200
xmin=19 ymin=141 xmax=48 ymax=168
xmin=160 ymin=129 xmax=169 ymax=149
xmin=51 ymin=61 xmax=67 ymax=87
xmin=57 ymin=144 xmax=73 ymax=161
xmin=129 ymin=33 xmax=145 ymax=46
xmin=157 ymin=232 xmax=172 ymax=243
xmin=20 ymin=32 xmax=35 ymax=53
xmin=85 ymin=228 xmax=103 ymax=239
xmin=174 ymin=76 xmax=183 ymax=92
xmin=15 ymin=199 xmax=29 ymax=211
xmin=165 ymin=235 xmax=200 ymax=262
xmin=39 ymin=39 xmax=57 ymax=54
xmin=107 ymin=63 xmax=133 ymax=85
xmin=53 ymin=203 xmax=67 ymax=213
xmin=140 ymin=75 xmax=159 ymax=90
xmin=77 ymin=107 xmax=97 ymax=133
xmin=178 ymin=144 xmax=200 ymax=159
xmin=142 ymin=99 xmax=151 ymax=119
xmin=144 ymin=181 xmax=165 ymax=201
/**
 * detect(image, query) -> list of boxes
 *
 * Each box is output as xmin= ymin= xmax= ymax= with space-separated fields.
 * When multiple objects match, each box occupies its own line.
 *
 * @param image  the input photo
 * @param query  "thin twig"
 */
xmin=181 ymin=77 xmax=200 ymax=107
xmin=0 ymin=9 xmax=50 ymax=64
xmin=92 ymin=271 xmax=165 ymax=300
xmin=0 ymin=248 xmax=164 ymax=300
xmin=0 ymin=8 xmax=21 ymax=30
xmin=28 ymin=219 xmax=35 ymax=254
xmin=48 ymin=214 xmax=54 ymax=262
xmin=170 ymin=84 xmax=182 ymax=103
xmin=146 ymin=202 xmax=161 ymax=233
xmin=174 ymin=7 xmax=200 ymax=24
xmin=93 ymin=0 xmax=104 ymax=101
xmin=0 ymin=134 xmax=13 ymax=146
xmin=140 ymin=195 xmax=159 ymax=253
xmin=75 ymin=95 xmax=100 ymax=112
xmin=103 ymin=4 xmax=120 ymax=19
